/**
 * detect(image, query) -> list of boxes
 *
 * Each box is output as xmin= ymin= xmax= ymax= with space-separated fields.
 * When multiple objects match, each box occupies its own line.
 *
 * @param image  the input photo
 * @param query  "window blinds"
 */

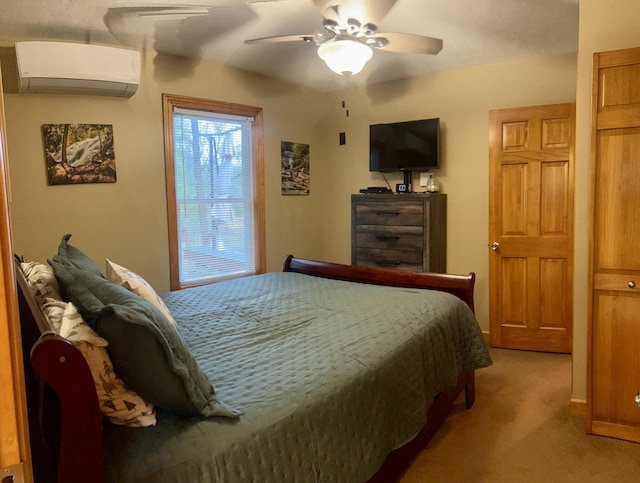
xmin=172 ymin=108 xmax=255 ymax=284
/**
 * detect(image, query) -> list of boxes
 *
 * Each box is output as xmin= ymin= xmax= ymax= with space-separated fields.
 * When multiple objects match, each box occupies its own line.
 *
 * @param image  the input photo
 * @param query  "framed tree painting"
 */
xmin=281 ymin=141 xmax=309 ymax=195
xmin=42 ymin=123 xmax=117 ymax=185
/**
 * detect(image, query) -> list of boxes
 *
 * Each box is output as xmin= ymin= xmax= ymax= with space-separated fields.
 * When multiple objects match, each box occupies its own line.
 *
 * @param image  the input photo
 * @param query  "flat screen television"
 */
xmin=369 ymin=118 xmax=440 ymax=173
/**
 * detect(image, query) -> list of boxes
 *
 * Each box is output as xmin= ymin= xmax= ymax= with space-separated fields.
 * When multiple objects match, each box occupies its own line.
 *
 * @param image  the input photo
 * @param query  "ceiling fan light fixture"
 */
xmin=317 ymin=40 xmax=373 ymax=76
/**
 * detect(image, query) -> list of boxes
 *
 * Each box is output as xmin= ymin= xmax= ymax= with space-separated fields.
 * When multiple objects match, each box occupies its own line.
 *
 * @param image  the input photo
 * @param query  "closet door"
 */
xmin=588 ymin=46 xmax=640 ymax=442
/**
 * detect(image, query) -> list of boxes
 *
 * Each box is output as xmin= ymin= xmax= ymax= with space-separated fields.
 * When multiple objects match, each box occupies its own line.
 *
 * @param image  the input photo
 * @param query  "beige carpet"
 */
xmin=400 ymin=348 xmax=640 ymax=482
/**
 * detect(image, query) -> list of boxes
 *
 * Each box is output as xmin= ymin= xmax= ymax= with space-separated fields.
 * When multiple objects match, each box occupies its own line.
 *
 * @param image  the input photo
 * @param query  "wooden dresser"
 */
xmin=351 ymin=193 xmax=446 ymax=272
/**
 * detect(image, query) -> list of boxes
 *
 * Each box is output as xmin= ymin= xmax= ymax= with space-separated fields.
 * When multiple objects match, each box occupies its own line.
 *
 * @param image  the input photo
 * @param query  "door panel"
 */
xmin=489 ymin=103 xmax=575 ymax=353
xmin=542 ymin=118 xmax=571 ymax=148
xmin=592 ymin=293 xmax=640 ymax=425
xmin=501 ymin=257 xmax=527 ymax=326
xmin=540 ymin=258 xmax=567 ymax=328
xmin=501 ymin=164 xmax=527 ymax=234
xmin=600 ymin=65 xmax=640 ymax=110
xmin=594 ymin=129 xmax=640 ymax=271
xmin=502 ymin=121 xmax=528 ymax=150
xmin=540 ymin=162 xmax=569 ymax=235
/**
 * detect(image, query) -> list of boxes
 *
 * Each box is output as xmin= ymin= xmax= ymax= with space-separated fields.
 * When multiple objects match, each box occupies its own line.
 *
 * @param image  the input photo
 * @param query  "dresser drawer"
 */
xmin=356 ymin=259 xmax=424 ymax=271
xmin=354 ymin=201 xmax=424 ymax=226
xmin=355 ymin=247 xmax=423 ymax=269
xmin=355 ymin=225 xmax=423 ymax=250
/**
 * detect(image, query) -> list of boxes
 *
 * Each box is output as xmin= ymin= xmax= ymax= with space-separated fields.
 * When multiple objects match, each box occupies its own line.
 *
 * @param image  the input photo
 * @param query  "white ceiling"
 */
xmin=0 ymin=0 xmax=579 ymax=92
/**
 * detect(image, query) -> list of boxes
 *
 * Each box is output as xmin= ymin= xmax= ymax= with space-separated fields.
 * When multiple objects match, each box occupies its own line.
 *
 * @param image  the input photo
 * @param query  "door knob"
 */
xmin=491 ymin=242 xmax=500 ymax=251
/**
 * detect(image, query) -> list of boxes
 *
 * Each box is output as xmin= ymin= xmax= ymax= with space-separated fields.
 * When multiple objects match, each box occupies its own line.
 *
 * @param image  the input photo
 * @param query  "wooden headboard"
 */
xmin=15 ymin=257 xmax=105 ymax=483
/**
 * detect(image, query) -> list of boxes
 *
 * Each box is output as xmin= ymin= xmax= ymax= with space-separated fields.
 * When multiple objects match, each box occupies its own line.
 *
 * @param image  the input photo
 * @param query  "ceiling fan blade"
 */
xmin=336 ymin=0 xmax=398 ymax=27
xmin=107 ymin=5 xmax=212 ymax=19
xmin=245 ymin=34 xmax=316 ymax=44
xmin=373 ymin=32 xmax=443 ymax=54
xmin=322 ymin=5 xmax=341 ymax=24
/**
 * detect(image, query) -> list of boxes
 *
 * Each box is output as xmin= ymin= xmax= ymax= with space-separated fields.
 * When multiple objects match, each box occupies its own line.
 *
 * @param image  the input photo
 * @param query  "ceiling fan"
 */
xmin=245 ymin=0 xmax=443 ymax=76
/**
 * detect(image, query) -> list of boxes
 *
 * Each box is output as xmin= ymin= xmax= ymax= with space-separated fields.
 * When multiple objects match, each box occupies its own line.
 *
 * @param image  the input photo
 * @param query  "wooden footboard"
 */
xmin=283 ymin=255 xmax=476 ymax=311
xmin=18 ymin=256 xmax=478 ymax=483
xmin=284 ymin=256 xmax=478 ymax=482
xmin=369 ymin=371 xmax=474 ymax=482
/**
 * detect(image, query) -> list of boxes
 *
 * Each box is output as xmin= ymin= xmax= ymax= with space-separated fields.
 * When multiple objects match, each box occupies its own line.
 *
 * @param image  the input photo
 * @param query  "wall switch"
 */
xmin=420 ymin=172 xmax=431 ymax=187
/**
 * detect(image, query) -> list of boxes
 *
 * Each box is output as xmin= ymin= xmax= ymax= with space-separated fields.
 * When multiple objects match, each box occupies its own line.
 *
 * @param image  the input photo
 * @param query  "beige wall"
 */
xmin=571 ymin=0 xmax=640 ymax=401
xmin=318 ymin=53 xmax=577 ymax=339
xmin=2 ymin=46 xmax=330 ymax=293
xmin=2 ymin=43 xmax=579 ymax=391
xmin=4 ymin=0 xmax=639 ymax=405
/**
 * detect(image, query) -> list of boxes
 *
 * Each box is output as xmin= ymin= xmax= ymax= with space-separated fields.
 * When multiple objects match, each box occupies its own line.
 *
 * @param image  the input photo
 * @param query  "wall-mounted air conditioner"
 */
xmin=15 ymin=41 xmax=140 ymax=98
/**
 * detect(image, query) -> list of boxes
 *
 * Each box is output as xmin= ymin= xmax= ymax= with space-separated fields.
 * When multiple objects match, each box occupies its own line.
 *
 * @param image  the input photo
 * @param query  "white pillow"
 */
xmin=58 ymin=302 xmax=157 ymax=427
xmin=106 ymin=259 xmax=176 ymax=326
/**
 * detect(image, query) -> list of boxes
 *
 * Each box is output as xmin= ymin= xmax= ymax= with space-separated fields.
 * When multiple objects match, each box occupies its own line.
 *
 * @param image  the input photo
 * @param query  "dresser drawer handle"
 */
xmin=375 ymin=260 xmax=401 ymax=267
xmin=376 ymin=235 xmax=400 ymax=241
xmin=629 ymin=281 xmax=636 ymax=289
xmin=375 ymin=210 xmax=400 ymax=216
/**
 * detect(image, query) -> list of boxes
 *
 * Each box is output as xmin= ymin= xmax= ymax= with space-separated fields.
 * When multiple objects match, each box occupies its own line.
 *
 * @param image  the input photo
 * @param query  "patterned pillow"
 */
xmin=58 ymin=302 xmax=157 ymax=427
xmin=106 ymin=259 xmax=176 ymax=326
xmin=40 ymin=299 xmax=67 ymax=333
xmin=20 ymin=260 xmax=155 ymax=427
xmin=20 ymin=261 xmax=63 ymax=304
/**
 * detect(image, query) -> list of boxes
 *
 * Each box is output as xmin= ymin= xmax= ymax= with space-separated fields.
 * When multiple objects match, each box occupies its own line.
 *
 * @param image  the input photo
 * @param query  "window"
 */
xmin=162 ymin=94 xmax=265 ymax=289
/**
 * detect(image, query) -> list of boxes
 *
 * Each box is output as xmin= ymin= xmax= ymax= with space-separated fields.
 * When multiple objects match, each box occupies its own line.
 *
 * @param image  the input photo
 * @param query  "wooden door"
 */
xmin=0 ymin=66 xmax=32 ymax=479
xmin=588 ymin=47 xmax=640 ymax=442
xmin=489 ymin=103 xmax=575 ymax=353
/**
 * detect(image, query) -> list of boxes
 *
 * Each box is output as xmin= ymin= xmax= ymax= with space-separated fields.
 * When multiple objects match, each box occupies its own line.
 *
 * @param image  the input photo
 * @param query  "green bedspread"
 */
xmin=104 ymin=272 xmax=492 ymax=482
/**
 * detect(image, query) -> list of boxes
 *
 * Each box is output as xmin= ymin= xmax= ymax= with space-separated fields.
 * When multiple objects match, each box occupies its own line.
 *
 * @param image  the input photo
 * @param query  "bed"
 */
xmin=16 ymin=246 xmax=491 ymax=483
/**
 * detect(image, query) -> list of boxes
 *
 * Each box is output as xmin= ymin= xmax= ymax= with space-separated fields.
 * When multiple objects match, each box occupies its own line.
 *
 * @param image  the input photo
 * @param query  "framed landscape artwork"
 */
xmin=42 ymin=123 xmax=117 ymax=185
xmin=281 ymin=141 xmax=310 ymax=195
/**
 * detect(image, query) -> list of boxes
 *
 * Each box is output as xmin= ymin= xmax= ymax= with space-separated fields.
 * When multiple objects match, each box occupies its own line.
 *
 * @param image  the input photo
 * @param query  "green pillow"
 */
xmin=49 ymin=257 xmax=240 ymax=418
xmin=56 ymin=233 xmax=105 ymax=279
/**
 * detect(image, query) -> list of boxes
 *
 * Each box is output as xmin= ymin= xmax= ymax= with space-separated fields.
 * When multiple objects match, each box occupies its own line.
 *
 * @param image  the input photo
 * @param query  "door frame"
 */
xmin=0 ymin=65 xmax=32 ymax=481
